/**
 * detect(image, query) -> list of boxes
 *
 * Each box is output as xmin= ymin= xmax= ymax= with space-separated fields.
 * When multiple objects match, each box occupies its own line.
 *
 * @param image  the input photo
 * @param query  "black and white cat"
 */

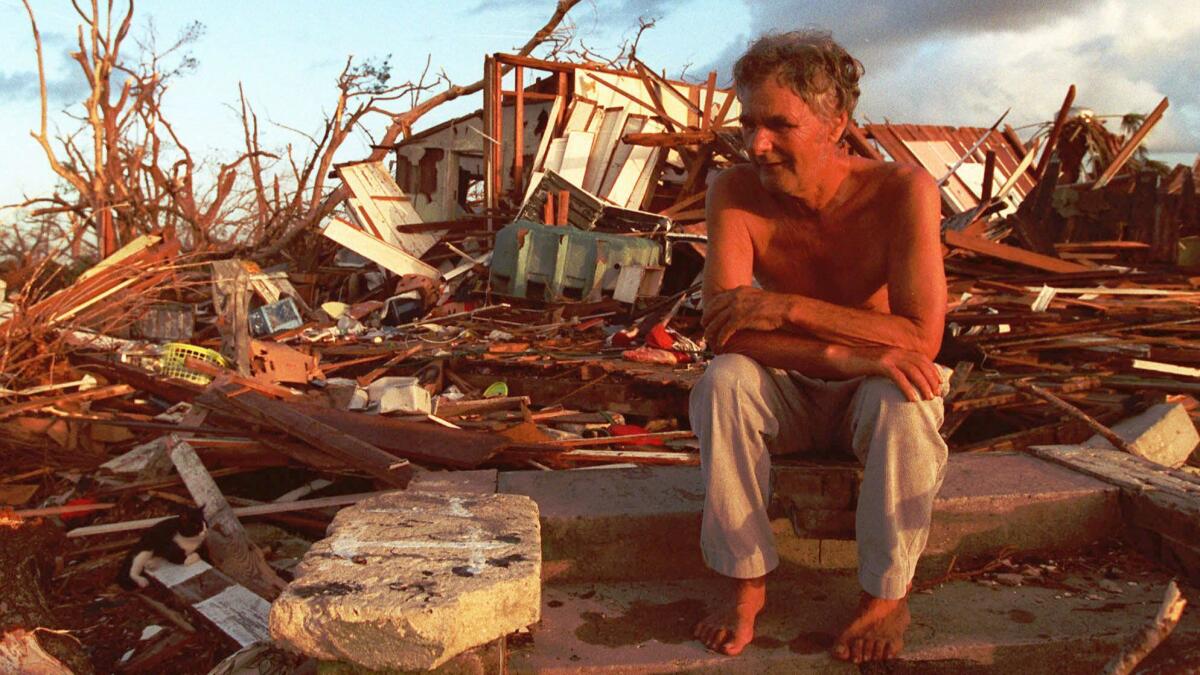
xmin=116 ymin=505 xmax=208 ymax=590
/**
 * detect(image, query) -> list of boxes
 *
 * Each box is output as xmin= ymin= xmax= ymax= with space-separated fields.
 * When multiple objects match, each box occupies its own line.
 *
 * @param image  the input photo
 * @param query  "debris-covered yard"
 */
xmin=4 ymin=0 xmax=1200 ymax=673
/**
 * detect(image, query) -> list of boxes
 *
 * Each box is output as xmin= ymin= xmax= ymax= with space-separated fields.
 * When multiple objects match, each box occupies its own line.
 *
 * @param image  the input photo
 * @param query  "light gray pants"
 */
xmin=689 ymin=353 xmax=950 ymax=599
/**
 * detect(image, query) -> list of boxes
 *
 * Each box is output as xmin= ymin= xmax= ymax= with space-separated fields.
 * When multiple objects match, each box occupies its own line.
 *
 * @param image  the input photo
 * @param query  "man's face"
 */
xmin=736 ymin=76 xmax=845 ymax=198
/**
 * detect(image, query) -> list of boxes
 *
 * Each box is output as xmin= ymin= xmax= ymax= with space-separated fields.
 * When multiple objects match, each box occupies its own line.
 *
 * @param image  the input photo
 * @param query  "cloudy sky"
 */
xmin=0 ymin=0 xmax=1195 ymax=209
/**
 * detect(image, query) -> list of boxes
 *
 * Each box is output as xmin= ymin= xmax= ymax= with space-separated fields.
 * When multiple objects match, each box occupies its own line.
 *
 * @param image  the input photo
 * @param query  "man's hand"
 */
xmin=702 ymin=286 xmax=791 ymax=350
xmin=837 ymin=345 xmax=942 ymax=403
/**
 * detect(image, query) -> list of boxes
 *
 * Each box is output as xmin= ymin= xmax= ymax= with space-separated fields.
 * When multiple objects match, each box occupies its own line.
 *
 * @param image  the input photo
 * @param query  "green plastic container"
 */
xmin=490 ymin=220 xmax=662 ymax=302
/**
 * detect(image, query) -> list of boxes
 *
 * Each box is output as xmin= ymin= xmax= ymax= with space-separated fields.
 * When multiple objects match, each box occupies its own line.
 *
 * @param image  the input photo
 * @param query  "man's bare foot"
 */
xmin=832 ymin=591 xmax=911 ymax=663
xmin=693 ymin=576 xmax=765 ymax=655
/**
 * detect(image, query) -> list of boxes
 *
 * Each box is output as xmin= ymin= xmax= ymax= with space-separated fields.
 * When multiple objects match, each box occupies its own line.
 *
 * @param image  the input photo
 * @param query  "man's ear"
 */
xmin=829 ymin=111 xmax=849 ymax=143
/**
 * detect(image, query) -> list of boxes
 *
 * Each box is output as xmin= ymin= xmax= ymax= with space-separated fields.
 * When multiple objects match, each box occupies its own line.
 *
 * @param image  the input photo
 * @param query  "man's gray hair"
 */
xmin=733 ymin=30 xmax=864 ymax=121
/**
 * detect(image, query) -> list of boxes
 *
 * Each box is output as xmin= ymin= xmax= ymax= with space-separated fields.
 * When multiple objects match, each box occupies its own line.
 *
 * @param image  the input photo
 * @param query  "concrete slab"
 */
xmin=1085 ymin=402 xmax=1200 ymax=468
xmin=271 ymin=491 xmax=541 ymax=671
xmin=922 ymin=453 xmax=1121 ymax=574
xmin=499 ymin=466 xmax=707 ymax=581
xmin=499 ymin=454 xmax=1121 ymax=582
xmin=509 ymin=571 xmax=1200 ymax=674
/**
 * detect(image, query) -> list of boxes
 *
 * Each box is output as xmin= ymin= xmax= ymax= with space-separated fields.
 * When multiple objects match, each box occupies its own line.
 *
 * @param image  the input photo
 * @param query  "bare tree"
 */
xmin=252 ymin=0 xmax=584 ymax=260
xmin=19 ymin=0 xmax=271 ymax=257
xmin=14 ymin=0 xmax=584 ymax=267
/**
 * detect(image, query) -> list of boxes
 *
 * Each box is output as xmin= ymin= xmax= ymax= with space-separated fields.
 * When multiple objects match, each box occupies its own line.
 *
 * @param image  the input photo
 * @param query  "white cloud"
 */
xmin=705 ymin=0 xmax=1199 ymax=156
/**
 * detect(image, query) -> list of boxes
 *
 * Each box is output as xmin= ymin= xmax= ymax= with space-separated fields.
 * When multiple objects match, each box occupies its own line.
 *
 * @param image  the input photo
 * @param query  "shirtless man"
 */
xmin=689 ymin=31 xmax=948 ymax=664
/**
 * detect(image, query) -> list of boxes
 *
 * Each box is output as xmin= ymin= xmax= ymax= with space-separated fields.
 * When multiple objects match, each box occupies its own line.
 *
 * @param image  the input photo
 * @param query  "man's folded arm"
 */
xmin=778 ymin=295 xmax=938 ymax=357
xmin=719 ymin=329 xmax=945 ymax=403
xmin=719 ymin=330 xmax=862 ymax=380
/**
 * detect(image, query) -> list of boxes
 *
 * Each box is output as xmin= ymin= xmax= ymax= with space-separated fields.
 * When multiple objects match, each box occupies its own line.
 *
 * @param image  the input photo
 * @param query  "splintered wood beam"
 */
xmin=981 ymin=150 xmax=996 ymax=203
xmin=583 ymin=73 xmax=673 ymax=131
xmin=1102 ymin=580 xmax=1187 ymax=675
xmin=1011 ymin=382 xmax=1137 ymax=455
xmin=845 ymin=123 xmax=884 ymax=161
xmin=513 ymin=64 xmax=525 ymax=200
xmin=209 ymin=260 xmax=253 ymax=376
xmin=0 ymin=384 xmax=134 ymax=420
xmin=712 ymin=88 xmax=736 ymax=128
xmin=660 ymin=189 xmax=707 ymax=217
xmin=212 ymin=386 xmax=413 ymax=487
xmin=632 ymin=57 xmax=704 ymax=117
xmin=944 ymin=229 xmax=1091 ymax=274
xmin=701 ymin=71 xmax=717 ymax=131
xmin=1094 ymin=96 xmax=1169 ymax=189
xmin=1034 ymin=84 xmax=1076 ymax=180
xmin=67 ymin=491 xmax=399 ymax=537
xmin=168 ymin=436 xmax=287 ymax=601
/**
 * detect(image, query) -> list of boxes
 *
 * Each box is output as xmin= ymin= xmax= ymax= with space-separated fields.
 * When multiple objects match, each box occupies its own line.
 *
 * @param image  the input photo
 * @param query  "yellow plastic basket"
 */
xmin=160 ymin=343 xmax=228 ymax=385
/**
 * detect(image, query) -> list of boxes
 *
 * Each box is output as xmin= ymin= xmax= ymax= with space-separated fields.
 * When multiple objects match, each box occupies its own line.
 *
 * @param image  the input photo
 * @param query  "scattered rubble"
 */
xmin=1 ymin=39 xmax=1199 ymax=674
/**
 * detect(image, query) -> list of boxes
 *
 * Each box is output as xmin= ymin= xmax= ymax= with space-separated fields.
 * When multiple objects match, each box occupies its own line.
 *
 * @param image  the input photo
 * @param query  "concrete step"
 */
xmin=508 ymin=568 xmax=1200 ymax=674
xmin=498 ymin=452 xmax=1121 ymax=582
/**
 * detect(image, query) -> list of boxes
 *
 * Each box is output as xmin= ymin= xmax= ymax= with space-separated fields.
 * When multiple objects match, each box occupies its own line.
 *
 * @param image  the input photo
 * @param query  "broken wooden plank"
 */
xmin=555 ymin=448 xmax=699 ymax=465
xmin=168 ymin=436 xmax=287 ymax=600
xmin=337 ymin=160 xmax=444 ymax=257
xmin=248 ymin=340 xmax=322 ymax=386
xmin=211 ymin=387 xmax=413 ymax=487
xmin=321 ymin=217 xmax=440 ymax=279
xmin=67 ymin=490 xmax=398 ymax=538
xmin=192 ymin=363 xmax=298 ymax=399
xmin=435 ymin=396 xmax=532 ymax=418
xmin=0 ymin=384 xmax=133 ymax=421
xmin=77 ymin=234 xmax=163 ymax=282
xmin=1093 ymin=97 xmax=1169 ymax=189
xmin=147 ymin=559 xmax=271 ymax=648
xmin=944 ymin=229 xmax=1091 ymax=274
xmin=292 ymin=402 xmax=507 ymax=469
xmin=547 ymin=430 xmax=695 ymax=447
xmin=13 ymin=502 xmax=115 ymax=518
xmin=1029 ymin=444 xmax=1200 ymax=581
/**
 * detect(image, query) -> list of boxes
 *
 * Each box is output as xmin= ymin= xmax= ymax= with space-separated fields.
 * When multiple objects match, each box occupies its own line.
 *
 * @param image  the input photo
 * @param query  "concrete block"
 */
xmin=772 ymin=519 xmax=821 ymax=568
xmin=499 ymin=465 xmax=709 ymax=582
xmin=1086 ymin=402 xmax=1199 ymax=468
xmin=270 ymin=491 xmax=541 ymax=671
xmin=318 ymin=636 xmax=505 ymax=674
xmin=922 ymin=453 xmax=1120 ymax=574
xmin=502 ymin=454 xmax=1120 ymax=584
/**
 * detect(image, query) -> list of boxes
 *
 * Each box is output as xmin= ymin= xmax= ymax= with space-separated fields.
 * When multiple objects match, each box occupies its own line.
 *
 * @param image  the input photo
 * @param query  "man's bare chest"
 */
xmin=747 ymin=218 xmax=889 ymax=306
